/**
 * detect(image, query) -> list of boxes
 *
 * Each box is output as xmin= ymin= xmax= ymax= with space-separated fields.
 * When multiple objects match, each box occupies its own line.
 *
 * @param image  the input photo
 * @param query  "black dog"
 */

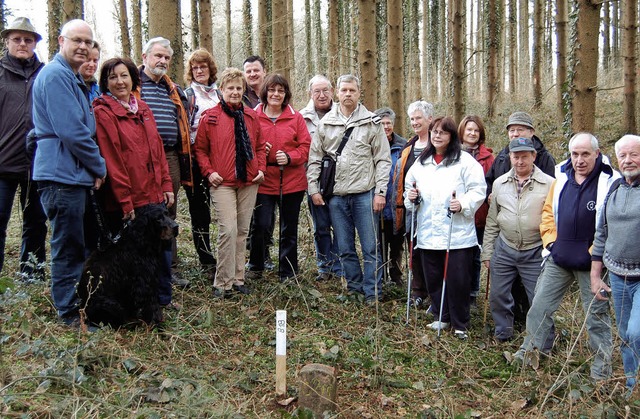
xmin=78 ymin=204 xmax=178 ymax=328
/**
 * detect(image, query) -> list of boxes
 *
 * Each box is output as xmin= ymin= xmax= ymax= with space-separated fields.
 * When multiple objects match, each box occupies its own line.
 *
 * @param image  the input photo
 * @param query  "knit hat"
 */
xmin=506 ymin=111 xmax=534 ymax=130
xmin=509 ymin=137 xmax=536 ymax=153
xmin=1 ymin=17 xmax=42 ymax=42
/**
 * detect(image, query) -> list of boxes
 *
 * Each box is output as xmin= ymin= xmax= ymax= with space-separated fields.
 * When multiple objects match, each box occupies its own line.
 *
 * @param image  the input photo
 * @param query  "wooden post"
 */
xmin=275 ymin=310 xmax=287 ymax=396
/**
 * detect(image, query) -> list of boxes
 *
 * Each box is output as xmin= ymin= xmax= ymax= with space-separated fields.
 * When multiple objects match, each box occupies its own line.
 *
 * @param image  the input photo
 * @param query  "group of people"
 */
xmin=2 ymin=16 xmax=639 ymax=396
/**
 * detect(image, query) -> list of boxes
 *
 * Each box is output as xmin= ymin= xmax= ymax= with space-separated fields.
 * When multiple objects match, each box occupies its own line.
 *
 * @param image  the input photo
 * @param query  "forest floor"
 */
xmin=1 ymin=93 xmax=638 ymax=417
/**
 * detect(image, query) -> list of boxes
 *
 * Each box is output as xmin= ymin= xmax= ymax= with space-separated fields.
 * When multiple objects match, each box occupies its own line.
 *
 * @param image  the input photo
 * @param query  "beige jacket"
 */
xmin=306 ymin=103 xmax=391 ymax=196
xmin=481 ymin=166 xmax=554 ymax=261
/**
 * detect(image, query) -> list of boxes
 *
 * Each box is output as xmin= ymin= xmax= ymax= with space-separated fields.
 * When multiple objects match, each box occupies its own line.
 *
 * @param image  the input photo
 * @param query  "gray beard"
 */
xmin=150 ymin=66 xmax=167 ymax=77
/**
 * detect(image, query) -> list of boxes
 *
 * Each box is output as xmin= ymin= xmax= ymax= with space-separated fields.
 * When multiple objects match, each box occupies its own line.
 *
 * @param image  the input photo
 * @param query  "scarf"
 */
xmin=107 ymin=92 xmax=139 ymax=114
xmin=462 ymin=143 xmax=479 ymax=158
xmin=219 ymin=97 xmax=253 ymax=182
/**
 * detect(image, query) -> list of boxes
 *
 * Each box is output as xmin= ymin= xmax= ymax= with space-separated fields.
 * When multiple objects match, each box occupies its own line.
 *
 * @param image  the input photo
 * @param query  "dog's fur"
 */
xmin=78 ymin=204 xmax=178 ymax=328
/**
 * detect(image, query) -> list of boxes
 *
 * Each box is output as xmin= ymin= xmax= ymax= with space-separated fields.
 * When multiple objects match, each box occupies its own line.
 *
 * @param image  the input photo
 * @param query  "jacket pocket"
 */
xmin=551 ymin=238 xmax=591 ymax=270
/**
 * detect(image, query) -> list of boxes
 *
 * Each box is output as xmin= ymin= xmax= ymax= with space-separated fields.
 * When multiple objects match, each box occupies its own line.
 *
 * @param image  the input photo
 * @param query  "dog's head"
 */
xmin=132 ymin=204 xmax=179 ymax=241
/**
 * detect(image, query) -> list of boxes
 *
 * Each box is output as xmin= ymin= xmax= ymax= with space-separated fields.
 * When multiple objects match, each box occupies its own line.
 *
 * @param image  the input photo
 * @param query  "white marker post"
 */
xmin=275 ymin=310 xmax=287 ymax=396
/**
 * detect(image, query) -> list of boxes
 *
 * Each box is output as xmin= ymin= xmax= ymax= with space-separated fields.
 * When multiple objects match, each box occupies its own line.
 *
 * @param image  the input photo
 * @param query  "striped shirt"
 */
xmin=140 ymin=73 xmax=179 ymax=148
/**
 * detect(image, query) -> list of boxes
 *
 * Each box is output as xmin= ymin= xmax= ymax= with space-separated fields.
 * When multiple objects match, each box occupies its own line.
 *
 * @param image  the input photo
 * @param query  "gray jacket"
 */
xmin=306 ymin=103 xmax=391 ymax=197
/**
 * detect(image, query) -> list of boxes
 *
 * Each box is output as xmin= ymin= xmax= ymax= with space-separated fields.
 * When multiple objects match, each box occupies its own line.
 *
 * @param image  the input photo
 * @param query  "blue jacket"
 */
xmin=383 ymin=133 xmax=407 ymax=220
xmin=32 ymin=54 xmax=106 ymax=186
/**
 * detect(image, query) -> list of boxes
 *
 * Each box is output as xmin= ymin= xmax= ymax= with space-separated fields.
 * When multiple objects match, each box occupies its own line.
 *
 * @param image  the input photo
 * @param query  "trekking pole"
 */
xmin=483 ymin=267 xmax=491 ymax=335
xmin=438 ymin=191 xmax=456 ymax=338
xmin=278 ymin=165 xmax=284 ymax=280
xmin=380 ymin=212 xmax=388 ymax=284
xmin=405 ymin=182 xmax=421 ymax=324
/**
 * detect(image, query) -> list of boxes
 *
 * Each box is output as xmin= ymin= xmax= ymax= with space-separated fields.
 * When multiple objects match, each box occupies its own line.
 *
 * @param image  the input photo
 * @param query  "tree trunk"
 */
xmin=532 ymin=0 xmax=543 ymax=109
xmin=508 ymin=0 xmax=516 ymax=95
xmin=376 ymin=0 xmax=386 ymax=103
xmin=622 ymin=0 xmax=638 ymax=133
xmin=200 ymin=0 xmax=213 ymax=54
xmin=61 ymin=0 xmax=83 ymax=21
xmin=285 ymin=0 xmax=294 ymax=81
xmin=388 ymin=0 xmax=404 ymax=132
xmin=244 ymin=0 xmax=253 ymax=58
xmin=148 ymin=0 xmax=183 ymax=82
xmin=132 ymin=0 xmax=143 ymax=64
xmin=602 ymin=1 xmax=610 ymax=70
xmin=556 ymin=0 xmax=568 ymax=121
xmin=305 ymin=0 xmax=313 ymax=75
xmin=191 ymin=0 xmax=199 ymax=50
xmin=258 ymin=0 xmax=270 ymax=63
xmin=117 ymin=0 xmax=131 ymax=57
xmin=226 ymin=0 xmax=232 ymax=66
xmin=421 ymin=0 xmax=429 ymax=99
xmin=612 ymin=0 xmax=619 ymax=67
xmin=327 ymin=0 xmax=338 ymax=83
xmin=271 ymin=0 xmax=287 ymax=74
xmin=570 ymin=0 xmax=601 ymax=133
xmin=437 ymin=0 xmax=446 ymax=99
xmin=452 ymin=0 xmax=464 ymax=122
xmin=406 ymin=0 xmax=421 ymax=103
xmin=313 ymin=0 xmax=324 ymax=75
xmin=358 ymin=0 xmax=377 ymax=110
xmin=518 ymin=0 xmax=530 ymax=95
xmin=486 ymin=0 xmax=499 ymax=118
xmin=47 ymin=0 xmax=62 ymax=60
xmin=0 ymin=1 xmax=6 ymax=34
xmin=497 ymin=0 xmax=505 ymax=96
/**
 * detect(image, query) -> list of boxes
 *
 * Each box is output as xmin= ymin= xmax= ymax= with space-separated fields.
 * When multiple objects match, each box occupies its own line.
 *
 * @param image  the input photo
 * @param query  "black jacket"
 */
xmin=485 ymin=134 xmax=556 ymax=196
xmin=0 ymin=54 xmax=43 ymax=177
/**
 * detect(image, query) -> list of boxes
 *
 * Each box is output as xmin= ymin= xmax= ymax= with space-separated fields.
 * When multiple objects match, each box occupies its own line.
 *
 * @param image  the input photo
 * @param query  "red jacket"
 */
xmin=194 ymin=104 xmax=266 ymax=187
xmin=255 ymin=104 xmax=310 ymax=195
xmin=471 ymin=143 xmax=494 ymax=229
xmin=93 ymin=94 xmax=172 ymax=214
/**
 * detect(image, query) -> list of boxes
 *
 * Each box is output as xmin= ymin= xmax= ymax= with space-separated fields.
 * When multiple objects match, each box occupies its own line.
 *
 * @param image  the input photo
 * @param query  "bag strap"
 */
xmin=336 ymin=127 xmax=355 ymax=156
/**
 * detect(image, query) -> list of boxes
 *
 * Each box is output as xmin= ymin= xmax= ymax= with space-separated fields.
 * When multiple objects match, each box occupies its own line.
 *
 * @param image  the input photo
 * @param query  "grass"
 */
xmin=2 ymin=90 xmax=639 ymax=417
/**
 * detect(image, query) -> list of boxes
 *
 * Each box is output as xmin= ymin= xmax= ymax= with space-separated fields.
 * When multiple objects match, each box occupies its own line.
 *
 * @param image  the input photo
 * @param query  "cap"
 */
xmin=506 ymin=111 xmax=534 ymax=130
xmin=509 ymin=137 xmax=536 ymax=153
xmin=1 ymin=17 xmax=42 ymax=42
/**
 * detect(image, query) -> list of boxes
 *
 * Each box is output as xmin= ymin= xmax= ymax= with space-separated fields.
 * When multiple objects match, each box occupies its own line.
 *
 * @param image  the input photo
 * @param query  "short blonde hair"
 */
xmin=218 ymin=67 xmax=245 ymax=89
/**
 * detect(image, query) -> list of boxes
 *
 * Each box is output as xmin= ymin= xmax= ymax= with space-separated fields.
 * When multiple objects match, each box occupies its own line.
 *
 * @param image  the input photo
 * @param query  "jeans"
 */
xmin=0 ymin=176 xmax=47 ymax=276
xmin=249 ymin=191 xmax=304 ymax=279
xmin=183 ymin=161 xmax=216 ymax=267
xmin=518 ymin=256 xmax=612 ymax=380
xmin=609 ymin=272 xmax=640 ymax=389
xmin=328 ymin=190 xmax=382 ymax=299
xmin=308 ymin=194 xmax=342 ymax=276
xmin=38 ymin=181 xmax=90 ymax=318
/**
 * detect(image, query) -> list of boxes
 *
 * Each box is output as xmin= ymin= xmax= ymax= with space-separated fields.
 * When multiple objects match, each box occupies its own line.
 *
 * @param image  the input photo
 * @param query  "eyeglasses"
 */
xmin=192 ymin=65 xmax=208 ymax=72
xmin=267 ymin=87 xmax=286 ymax=95
xmin=63 ymin=36 xmax=93 ymax=47
xmin=431 ymin=129 xmax=450 ymax=137
xmin=508 ymin=127 xmax=531 ymax=135
xmin=312 ymin=88 xmax=331 ymax=97
xmin=9 ymin=37 xmax=35 ymax=45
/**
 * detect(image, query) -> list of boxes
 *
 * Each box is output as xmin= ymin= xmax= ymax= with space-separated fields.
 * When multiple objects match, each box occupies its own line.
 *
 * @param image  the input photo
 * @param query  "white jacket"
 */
xmin=404 ymin=152 xmax=486 ymax=250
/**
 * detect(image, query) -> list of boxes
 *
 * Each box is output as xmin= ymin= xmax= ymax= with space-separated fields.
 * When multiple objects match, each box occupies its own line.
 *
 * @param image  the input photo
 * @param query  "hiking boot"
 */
xmin=213 ymin=287 xmax=226 ymax=299
xmin=232 ymin=284 xmax=251 ymax=295
xmin=171 ymin=273 xmax=191 ymax=289
xmin=427 ymin=321 xmax=450 ymax=331
xmin=411 ymin=296 xmax=424 ymax=308
xmin=245 ymin=270 xmax=263 ymax=281
xmin=454 ymin=329 xmax=469 ymax=340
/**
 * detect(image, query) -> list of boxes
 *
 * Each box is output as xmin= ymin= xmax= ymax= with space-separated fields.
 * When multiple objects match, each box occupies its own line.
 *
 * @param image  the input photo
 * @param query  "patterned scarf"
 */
xmin=219 ymin=98 xmax=254 ymax=182
xmin=107 ymin=92 xmax=139 ymax=114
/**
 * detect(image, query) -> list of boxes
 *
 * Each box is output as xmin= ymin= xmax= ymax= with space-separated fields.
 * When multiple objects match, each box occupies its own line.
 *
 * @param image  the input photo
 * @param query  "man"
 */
xmin=79 ymin=40 xmax=100 ymax=102
xmin=299 ymin=75 xmax=343 ymax=281
xmin=591 ymin=135 xmax=640 ymax=397
xmin=485 ymin=111 xmax=557 ymax=327
xmin=512 ymin=133 xmax=619 ymax=382
xmin=137 ymin=36 xmax=191 ymax=290
xmin=32 ymin=19 xmax=107 ymax=326
xmin=481 ymin=137 xmax=554 ymax=343
xmin=374 ymin=107 xmax=406 ymax=286
xmin=0 ymin=17 xmax=47 ymax=282
xmin=242 ymin=55 xmax=266 ymax=108
xmin=307 ymin=75 xmax=391 ymax=304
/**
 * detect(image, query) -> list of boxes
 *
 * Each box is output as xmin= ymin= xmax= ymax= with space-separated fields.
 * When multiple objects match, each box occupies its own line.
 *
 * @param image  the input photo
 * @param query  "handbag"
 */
xmin=318 ymin=127 xmax=354 ymax=199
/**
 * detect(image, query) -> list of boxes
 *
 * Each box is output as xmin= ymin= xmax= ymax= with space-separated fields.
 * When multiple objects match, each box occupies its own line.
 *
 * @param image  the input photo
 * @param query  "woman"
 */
xmin=183 ymin=49 xmax=220 ymax=278
xmin=93 ymin=57 xmax=176 ymax=312
xmin=195 ymin=67 xmax=265 ymax=298
xmin=79 ymin=41 xmax=100 ymax=102
xmin=247 ymin=74 xmax=311 ymax=282
xmin=404 ymin=116 xmax=486 ymax=339
xmin=458 ymin=116 xmax=494 ymax=306
xmin=391 ymin=101 xmax=433 ymax=305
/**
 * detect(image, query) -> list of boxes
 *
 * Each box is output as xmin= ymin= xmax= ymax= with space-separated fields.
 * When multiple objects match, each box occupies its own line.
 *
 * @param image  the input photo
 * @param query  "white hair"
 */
xmin=143 ymin=37 xmax=173 ymax=56
xmin=568 ymin=132 xmax=599 ymax=152
xmin=407 ymin=101 xmax=434 ymax=119
xmin=307 ymin=74 xmax=332 ymax=92
xmin=614 ymin=135 xmax=640 ymax=155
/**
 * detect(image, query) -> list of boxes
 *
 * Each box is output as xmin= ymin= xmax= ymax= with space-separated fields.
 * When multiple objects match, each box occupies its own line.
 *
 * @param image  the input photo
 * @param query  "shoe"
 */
xmin=203 ymin=265 xmax=216 ymax=282
xmin=213 ymin=288 xmax=226 ymax=299
xmin=245 ymin=270 xmax=263 ymax=281
xmin=427 ymin=321 xmax=450 ymax=330
xmin=412 ymin=296 xmax=424 ymax=308
xmin=232 ymin=284 xmax=251 ymax=295
xmin=264 ymin=258 xmax=275 ymax=271
xmin=454 ymin=329 xmax=468 ymax=340
xmin=365 ymin=296 xmax=381 ymax=306
xmin=171 ymin=274 xmax=191 ymax=289
xmin=161 ymin=301 xmax=182 ymax=311
xmin=316 ymin=272 xmax=331 ymax=281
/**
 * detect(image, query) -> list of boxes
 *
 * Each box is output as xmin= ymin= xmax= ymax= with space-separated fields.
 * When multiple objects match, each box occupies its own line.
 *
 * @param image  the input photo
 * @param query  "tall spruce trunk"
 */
xmin=148 ymin=0 xmax=182 ymax=82
xmin=190 ymin=0 xmax=199 ymax=50
xmin=199 ymin=0 xmax=213 ymax=54
xmin=117 ymin=0 xmax=131 ymax=58
xmin=327 ymin=0 xmax=338 ymax=84
xmin=622 ymin=0 xmax=638 ymax=133
xmin=271 ymin=0 xmax=287 ymax=74
xmin=556 ymin=0 xmax=569 ymax=121
xmin=486 ymin=0 xmax=499 ymax=118
xmin=452 ymin=0 xmax=465 ymax=122
xmin=244 ymin=0 xmax=253 ymax=58
xmin=131 ymin=0 xmax=143 ymax=64
xmin=532 ymin=0 xmax=543 ymax=109
xmin=388 ymin=0 xmax=405 ymax=134
xmin=258 ymin=0 xmax=270 ymax=64
xmin=358 ymin=0 xmax=377 ymax=110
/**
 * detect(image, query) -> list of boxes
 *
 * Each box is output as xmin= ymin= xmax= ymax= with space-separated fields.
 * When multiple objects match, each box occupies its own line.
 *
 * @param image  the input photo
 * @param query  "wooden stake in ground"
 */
xmin=275 ymin=310 xmax=287 ymax=396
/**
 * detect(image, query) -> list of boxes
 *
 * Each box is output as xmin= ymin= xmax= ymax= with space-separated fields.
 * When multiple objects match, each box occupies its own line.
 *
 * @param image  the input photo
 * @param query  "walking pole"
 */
xmin=405 ymin=182 xmax=420 ymax=324
xmin=380 ymin=212 xmax=388 ymax=284
xmin=438 ymin=191 xmax=456 ymax=338
xmin=278 ymin=165 xmax=284 ymax=280
xmin=483 ymin=267 xmax=492 ymax=335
